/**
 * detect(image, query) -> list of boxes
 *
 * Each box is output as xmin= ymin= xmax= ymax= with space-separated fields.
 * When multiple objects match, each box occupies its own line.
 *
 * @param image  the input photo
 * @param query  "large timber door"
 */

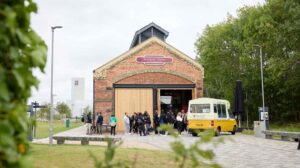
xmin=114 ymin=88 xmax=153 ymax=131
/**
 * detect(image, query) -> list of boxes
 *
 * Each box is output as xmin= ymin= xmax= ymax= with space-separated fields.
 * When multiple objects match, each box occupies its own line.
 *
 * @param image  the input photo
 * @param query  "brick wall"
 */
xmin=93 ymin=40 xmax=203 ymax=124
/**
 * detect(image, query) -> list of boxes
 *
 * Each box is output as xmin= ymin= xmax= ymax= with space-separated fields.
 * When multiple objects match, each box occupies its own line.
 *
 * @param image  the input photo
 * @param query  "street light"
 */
xmin=50 ymin=26 xmax=63 ymax=145
xmin=253 ymin=44 xmax=267 ymax=130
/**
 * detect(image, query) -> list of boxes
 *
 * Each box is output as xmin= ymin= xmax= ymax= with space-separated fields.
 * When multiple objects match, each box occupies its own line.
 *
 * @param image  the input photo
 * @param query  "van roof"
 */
xmin=189 ymin=97 xmax=230 ymax=108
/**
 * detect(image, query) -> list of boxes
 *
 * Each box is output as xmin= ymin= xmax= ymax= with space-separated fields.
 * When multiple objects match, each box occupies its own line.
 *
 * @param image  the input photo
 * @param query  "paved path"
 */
xmin=33 ymin=126 xmax=300 ymax=168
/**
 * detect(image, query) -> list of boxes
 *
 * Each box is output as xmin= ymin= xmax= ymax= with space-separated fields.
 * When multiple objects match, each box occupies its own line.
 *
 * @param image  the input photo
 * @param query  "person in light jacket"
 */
xmin=176 ymin=112 xmax=183 ymax=134
xmin=124 ymin=112 xmax=130 ymax=135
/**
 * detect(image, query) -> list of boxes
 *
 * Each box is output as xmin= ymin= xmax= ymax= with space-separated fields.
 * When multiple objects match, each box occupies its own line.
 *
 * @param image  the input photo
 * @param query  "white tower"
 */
xmin=71 ymin=78 xmax=85 ymax=117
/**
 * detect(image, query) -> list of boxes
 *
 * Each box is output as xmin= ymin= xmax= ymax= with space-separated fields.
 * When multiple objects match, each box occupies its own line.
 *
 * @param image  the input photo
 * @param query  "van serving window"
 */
xmin=190 ymin=104 xmax=210 ymax=113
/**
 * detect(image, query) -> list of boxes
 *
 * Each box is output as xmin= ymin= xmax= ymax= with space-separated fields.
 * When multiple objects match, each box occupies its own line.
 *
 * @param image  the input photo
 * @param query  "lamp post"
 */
xmin=254 ymin=44 xmax=266 ymax=130
xmin=50 ymin=26 xmax=62 ymax=145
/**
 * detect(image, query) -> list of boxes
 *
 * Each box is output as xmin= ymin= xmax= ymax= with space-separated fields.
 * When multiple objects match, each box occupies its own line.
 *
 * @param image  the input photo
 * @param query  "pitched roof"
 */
xmin=94 ymin=37 xmax=204 ymax=78
xmin=130 ymin=22 xmax=169 ymax=48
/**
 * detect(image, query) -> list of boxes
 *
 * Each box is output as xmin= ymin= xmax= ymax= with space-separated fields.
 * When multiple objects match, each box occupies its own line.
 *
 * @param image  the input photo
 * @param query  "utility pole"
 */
xmin=50 ymin=26 xmax=63 ymax=145
xmin=254 ymin=44 xmax=267 ymax=130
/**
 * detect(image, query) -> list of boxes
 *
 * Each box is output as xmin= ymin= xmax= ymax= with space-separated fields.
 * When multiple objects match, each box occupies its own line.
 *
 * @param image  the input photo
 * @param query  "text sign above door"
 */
xmin=136 ymin=55 xmax=173 ymax=65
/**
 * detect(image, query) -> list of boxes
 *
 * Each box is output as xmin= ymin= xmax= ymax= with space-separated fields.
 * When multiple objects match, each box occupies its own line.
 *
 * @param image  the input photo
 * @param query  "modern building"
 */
xmin=71 ymin=78 xmax=85 ymax=117
xmin=93 ymin=23 xmax=204 ymax=131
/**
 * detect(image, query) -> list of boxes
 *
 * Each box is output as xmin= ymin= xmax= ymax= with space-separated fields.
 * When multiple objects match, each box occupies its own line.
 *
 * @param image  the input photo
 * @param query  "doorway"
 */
xmin=159 ymin=89 xmax=192 ymax=115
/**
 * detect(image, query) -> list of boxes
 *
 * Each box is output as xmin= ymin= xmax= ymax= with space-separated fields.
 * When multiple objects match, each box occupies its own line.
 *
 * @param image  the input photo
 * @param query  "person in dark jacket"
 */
xmin=137 ymin=112 xmax=146 ymax=136
xmin=166 ymin=110 xmax=175 ymax=125
xmin=129 ymin=114 xmax=134 ymax=133
xmin=96 ymin=112 xmax=103 ymax=134
xmin=133 ymin=112 xmax=139 ymax=133
xmin=159 ymin=111 xmax=167 ymax=135
xmin=86 ymin=112 xmax=92 ymax=135
xmin=153 ymin=110 xmax=160 ymax=134
xmin=144 ymin=111 xmax=151 ymax=135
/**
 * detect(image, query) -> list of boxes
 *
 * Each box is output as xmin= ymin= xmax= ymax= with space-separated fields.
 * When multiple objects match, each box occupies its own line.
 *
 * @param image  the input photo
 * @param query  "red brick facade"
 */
xmin=93 ymin=37 xmax=204 ymax=124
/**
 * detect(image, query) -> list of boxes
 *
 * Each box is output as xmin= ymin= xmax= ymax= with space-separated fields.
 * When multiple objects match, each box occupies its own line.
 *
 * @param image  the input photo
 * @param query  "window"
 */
xmin=75 ymin=80 xmax=79 ymax=86
xmin=214 ymin=104 xmax=217 ymax=113
xmin=214 ymin=104 xmax=227 ymax=118
xmin=190 ymin=104 xmax=210 ymax=113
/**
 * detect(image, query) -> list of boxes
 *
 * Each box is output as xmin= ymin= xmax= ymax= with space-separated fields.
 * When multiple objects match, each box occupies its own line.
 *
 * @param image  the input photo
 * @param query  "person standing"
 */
xmin=86 ymin=112 xmax=92 ymax=135
xmin=137 ymin=112 xmax=146 ymax=136
xmin=110 ymin=114 xmax=117 ymax=136
xmin=133 ymin=112 xmax=139 ymax=133
xmin=159 ymin=111 xmax=167 ymax=135
xmin=166 ymin=109 xmax=175 ymax=127
xmin=144 ymin=111 xmax=151 ymax=135
xmin=129 ymin=114 xmax=134 ymax=133
xmin=153 ymin=110 xmax=160 ymax=134
xmin=96 ymin=112 xmax=103 ymax=134
xmin=181 ymin=109 xmax=188 ymax=132
xmin=176 ymin=112 xmax=183 ymax=134
xmin=124 ymin=112 xmax=130 ymax=135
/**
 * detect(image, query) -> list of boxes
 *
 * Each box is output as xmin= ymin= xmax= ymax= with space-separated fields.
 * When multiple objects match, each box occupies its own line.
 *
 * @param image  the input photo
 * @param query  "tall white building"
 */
xmin=71 ymin=78 xmax=85 ymax=117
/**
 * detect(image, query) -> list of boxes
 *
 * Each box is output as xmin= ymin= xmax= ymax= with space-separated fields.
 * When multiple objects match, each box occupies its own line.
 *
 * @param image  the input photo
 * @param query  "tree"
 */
xmin=0 ymin=0 xmax=47 ymax=167
xmin=83 ymin=105 xmax=91 ymax=116
xmin=37 ymin=104 xmax=50 ymax=120
xmin=195 ymin=0 xmax=300 ymax=123
xmin=56 ymin=102 xmax=71 ymax=118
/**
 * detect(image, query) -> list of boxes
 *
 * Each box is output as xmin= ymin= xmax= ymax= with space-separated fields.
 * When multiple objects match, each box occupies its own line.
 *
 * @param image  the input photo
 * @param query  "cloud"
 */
xmin=29 ymin=0 xmax=265 ymax=105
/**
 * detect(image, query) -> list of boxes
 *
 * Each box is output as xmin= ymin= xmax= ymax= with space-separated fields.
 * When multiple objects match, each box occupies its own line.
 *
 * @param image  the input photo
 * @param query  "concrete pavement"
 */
xmin=32 ymin=126 xmax=300 ymax=168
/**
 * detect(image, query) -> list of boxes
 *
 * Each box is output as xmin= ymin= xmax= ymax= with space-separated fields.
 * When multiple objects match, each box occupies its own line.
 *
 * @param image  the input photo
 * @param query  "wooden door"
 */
xmin=114 ymin=88 xmax=153 ymax=131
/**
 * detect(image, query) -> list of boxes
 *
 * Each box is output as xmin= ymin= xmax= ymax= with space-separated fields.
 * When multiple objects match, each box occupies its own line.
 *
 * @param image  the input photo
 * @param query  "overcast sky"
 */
xmin=29 ymin=0 xmax=265 ymax=106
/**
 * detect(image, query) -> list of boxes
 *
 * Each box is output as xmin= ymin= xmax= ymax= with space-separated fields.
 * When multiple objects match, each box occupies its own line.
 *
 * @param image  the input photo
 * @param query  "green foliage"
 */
xmin=0 ymin=0 xmax=47 ymax=167
xmin=35 ymin=120 xmax=82 ymax=139
xmin=90 ymin=138 xmax=129 ymax=168
xmin=159 ymin=125 xmax=223 ymax=168
xmin=56 ymin=102 xmax=71 ymax=118
xmin=83 ymin=105 xmax=91 ymax=116
xmin=37 ymin=104 xmax=50 ymax=120
xmin=196 ymin=0 xmax=300 ymax=123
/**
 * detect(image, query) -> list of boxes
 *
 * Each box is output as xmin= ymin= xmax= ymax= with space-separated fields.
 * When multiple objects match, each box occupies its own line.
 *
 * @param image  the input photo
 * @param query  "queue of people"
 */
xmin=82 ymin=109 xmax=188 ymax=136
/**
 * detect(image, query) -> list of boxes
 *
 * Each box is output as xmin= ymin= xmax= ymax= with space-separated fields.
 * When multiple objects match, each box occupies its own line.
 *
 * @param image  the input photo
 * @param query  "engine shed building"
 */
xmin=93 ymin=23 xmax=204 ymax=131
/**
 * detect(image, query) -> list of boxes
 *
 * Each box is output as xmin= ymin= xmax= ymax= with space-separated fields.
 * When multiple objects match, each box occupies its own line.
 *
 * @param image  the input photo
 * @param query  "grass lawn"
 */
xmin=240 ymin=123 xmax=300 ymax=135
xmin=270 ymin=123 xmax=300 ymax=132
xmin=241 ymin=129 xmax=254 ymax=135
xmin=35 ymin=120 xmax=82 ymax=139
xmin=30 ymin=144 xmax=176 ymax=168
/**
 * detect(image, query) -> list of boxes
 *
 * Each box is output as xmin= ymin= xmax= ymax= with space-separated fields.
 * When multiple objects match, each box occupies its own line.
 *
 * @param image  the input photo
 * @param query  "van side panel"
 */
xmin=214 ymin=119 xmax=236 ymax=131
xmin=188 ymin=120 xmax=214 ymax=130
xmin=188 ymin=119 xmax=236 ymax=132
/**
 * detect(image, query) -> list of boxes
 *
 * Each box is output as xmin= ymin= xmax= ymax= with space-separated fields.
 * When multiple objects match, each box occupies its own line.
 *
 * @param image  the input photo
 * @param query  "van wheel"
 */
xmin=215 ymin=127 xmax=221 ymax=136
xmin=192 ymin=132 xmax=198 ymax=137
xmin=231 ymin=126 xmax=236 ymax=135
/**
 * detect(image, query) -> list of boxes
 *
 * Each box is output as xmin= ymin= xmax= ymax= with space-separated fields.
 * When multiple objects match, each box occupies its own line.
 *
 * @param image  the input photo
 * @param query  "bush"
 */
xmin=0 ymin=1 xmax=47 ymax=167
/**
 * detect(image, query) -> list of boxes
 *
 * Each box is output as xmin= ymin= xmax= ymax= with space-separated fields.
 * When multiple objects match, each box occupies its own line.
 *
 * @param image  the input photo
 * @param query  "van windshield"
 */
xmin=190 ymin=104 xmax=210 ymax=113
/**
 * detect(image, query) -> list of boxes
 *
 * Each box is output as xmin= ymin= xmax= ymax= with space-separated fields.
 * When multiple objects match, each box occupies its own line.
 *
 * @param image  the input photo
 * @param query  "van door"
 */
xmin=215 ymin=104 xmax=232 ymax=131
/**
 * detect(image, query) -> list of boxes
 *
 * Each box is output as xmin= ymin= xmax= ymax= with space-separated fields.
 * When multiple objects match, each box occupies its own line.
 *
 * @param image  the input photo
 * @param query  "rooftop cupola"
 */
xmin=130 ymin=22 xmax=169 ymax=48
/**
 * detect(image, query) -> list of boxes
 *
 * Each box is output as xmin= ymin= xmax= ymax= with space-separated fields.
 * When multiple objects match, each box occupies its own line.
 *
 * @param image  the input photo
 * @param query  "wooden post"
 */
xmin=157 ymin=89 xmax=161 ymax=115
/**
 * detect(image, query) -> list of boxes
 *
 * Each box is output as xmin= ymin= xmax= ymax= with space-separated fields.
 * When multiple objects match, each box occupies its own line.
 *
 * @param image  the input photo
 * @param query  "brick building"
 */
xmin=93 ymin=23 xmax=204 ymax=131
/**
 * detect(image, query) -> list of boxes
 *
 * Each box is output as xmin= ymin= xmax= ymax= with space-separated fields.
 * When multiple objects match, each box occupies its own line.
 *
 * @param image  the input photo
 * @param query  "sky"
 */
xmin=29 ymin=0 xmax=265 ymax=106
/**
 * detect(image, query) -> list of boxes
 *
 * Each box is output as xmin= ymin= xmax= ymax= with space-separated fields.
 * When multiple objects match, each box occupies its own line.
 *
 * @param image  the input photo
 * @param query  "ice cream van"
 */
xmin=187 ymin=98 xmax=237 ymax=136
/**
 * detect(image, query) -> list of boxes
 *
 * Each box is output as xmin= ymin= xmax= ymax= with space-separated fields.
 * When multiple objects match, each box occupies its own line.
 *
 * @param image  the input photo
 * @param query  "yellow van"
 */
xmin=187 ymin=98 xmax=237 ymax=136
